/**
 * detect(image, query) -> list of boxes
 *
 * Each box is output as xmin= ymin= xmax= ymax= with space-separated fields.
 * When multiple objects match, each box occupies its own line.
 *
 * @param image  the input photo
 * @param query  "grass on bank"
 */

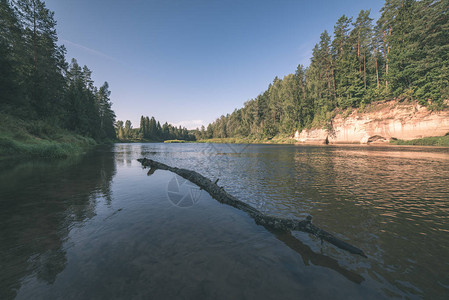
xmin=390 ymin=135 xmax=449 ymax=147
xmin=164 ymin=139 xmax=188 ymax=143
xmin=117 ymin=138 xmax=159 ymax=143
xmin=199 ymin=134 xmax=449 ymax=147
xmin=0 ymin=113 xmax=97 ymax=159
xmin=197 ymin=136 xmax=296 ymax=144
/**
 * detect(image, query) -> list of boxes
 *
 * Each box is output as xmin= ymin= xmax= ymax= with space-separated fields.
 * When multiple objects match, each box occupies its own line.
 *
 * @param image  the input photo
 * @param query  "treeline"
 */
xmin=206 ymin=0 xmax=448 ymax=139
xmin=115 ymin=116 xmax=196 ymax=141
xmin=0 ymin=0 xmax=116 ymax=140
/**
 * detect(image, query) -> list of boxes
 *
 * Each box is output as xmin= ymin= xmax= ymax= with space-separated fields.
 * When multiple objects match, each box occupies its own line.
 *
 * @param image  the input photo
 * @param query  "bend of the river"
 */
xmin=1 ymin=143 xmax=448 ymax=299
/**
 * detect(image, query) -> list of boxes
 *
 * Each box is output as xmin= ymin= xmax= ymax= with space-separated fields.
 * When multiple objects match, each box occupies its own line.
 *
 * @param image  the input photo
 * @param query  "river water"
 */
xmin=1 ymin=143 xmax=448 ymax=299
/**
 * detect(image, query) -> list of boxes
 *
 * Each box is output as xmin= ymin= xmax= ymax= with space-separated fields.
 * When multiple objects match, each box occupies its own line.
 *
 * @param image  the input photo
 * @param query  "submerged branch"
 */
xmin=138 ymin=158 xmax=367 ymax=258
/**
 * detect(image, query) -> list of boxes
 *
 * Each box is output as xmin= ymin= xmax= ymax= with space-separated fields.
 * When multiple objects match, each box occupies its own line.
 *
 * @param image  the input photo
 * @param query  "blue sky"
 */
xmin=45 ymin=0 xmax=384 ymax=129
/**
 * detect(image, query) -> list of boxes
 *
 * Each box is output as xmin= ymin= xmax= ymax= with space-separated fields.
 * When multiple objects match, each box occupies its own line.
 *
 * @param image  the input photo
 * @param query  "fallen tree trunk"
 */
xmin=138 ymin=158 xmax=367 ymax=258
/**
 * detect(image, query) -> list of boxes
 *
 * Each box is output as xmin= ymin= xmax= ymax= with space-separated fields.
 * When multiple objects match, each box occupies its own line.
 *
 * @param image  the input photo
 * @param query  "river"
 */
xmin=1 ymin=143 xmax=448 ymax=299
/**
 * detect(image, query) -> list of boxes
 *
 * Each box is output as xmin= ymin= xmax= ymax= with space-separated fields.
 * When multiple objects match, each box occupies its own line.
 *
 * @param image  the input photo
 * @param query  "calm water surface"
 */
xmin=1 ymin=143 xmax=448 ymax=299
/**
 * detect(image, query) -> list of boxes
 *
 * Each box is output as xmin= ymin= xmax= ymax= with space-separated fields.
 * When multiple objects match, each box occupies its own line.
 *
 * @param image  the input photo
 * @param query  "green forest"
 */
xmin=203 ymin=0 xmax=448 ymax=140
xmin=2 ymin=0 xmax=448 ymax=152
xmin=0 ymin=0 xmax=116 ymax=156
xmin=0 ymin=0 xmax=194 ymax=151
xmin=115 ymin=116 xmax=195 ymax=142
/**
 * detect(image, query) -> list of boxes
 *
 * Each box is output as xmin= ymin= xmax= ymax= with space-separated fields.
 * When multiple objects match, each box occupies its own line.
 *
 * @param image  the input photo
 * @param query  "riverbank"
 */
xmin=0 ymin=113 xmax=99 ymax=159
xmin=390 ymin=135 xmax=449 ymax=146
xmin=164 ymin=139 xmax=189 ymax=143
xmin=198 ymin=135 xmax=449 ymax=147
xmin=197 ymin=136 xmax=296 ymax=144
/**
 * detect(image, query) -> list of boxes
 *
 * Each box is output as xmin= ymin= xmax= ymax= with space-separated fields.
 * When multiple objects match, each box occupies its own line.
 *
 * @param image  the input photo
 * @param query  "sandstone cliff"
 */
xmin=295 ymin=101 xmax=449 ymax=144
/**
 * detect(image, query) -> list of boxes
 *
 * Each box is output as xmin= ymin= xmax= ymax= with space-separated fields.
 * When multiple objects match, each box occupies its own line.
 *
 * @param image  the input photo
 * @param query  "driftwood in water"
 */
xmin=138 ymin=158 xmax=367 ymax=258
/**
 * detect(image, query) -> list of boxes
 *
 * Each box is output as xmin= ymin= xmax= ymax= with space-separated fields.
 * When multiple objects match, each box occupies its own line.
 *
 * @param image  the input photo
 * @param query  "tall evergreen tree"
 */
xmin=1 ymin=0 xmax=117 ymax=142
xmin=96 ymin=82 xmax=116 ymax=139
xmin=14 ymin=0 xmax=66 ymax=119
xmin=0 ymin=0 xmax=22 ymax=110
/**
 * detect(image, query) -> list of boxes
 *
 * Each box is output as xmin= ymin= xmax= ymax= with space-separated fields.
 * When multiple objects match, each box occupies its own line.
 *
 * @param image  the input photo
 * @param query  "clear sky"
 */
xmin=45 ymin=0 xmax=384 ymax=129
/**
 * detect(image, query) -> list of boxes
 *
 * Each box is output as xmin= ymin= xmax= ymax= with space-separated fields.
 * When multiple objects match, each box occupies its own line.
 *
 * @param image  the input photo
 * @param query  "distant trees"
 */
xmin=115 ymin=116 xmax=196 ymax=142
xmin=64 ymin=59 xmax=116 ymax=139
xmin=0 ymin=0 xmax=116 ymax=140
xmin=206 ymin=0 xmax=449 ymax=139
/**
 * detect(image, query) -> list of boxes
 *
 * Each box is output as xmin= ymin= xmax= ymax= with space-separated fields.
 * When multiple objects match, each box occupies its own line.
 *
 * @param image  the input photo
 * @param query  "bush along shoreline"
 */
xmin=0 ymin=113 xmax=100 ymax=159
xmin=390 ymin=135 xmax=449 ymax=147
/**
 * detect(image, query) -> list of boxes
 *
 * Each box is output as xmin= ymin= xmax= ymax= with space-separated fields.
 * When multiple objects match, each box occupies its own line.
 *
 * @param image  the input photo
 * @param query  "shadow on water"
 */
xmin=266 ymin=227 xmax=365 ymax=284
xmin=0 ymin=146 xmax=116 ymax=300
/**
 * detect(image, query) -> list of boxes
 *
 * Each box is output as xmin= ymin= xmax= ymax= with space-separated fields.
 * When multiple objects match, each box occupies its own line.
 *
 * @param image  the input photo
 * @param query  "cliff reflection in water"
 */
xmin=0 ymin=148 xmax=116 ymax=299
xmin=328 ymin=147 xmax=449 ymax=297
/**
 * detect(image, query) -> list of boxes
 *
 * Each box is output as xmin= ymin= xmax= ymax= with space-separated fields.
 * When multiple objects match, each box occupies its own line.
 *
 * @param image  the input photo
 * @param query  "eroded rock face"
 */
xmin=295 ymin=101 xmax=449 ymax=144
xmin=295 ymin=128 xmax=328 ymax=144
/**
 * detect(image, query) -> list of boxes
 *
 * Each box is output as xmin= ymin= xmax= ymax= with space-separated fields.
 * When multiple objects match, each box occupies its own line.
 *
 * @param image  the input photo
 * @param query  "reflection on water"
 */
xmin=0 ymin=147 xmax=116 ymax=300
xmin=0 ymin=143 xmax=448 ymax=299
xmin=265 ymin=227 xmax=365 ymax=284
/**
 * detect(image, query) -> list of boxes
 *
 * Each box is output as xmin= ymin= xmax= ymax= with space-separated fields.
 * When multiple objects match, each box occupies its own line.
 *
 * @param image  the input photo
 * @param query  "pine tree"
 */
xmin=206 ymin=124 xmax=213 ymax=138
xmin=295 ymin=65 xmax=312 ymax=128
xmin=14 ymin=0 xmax=66 ymax=119
xmin=332 ymin=15 xmax=352 ymax=103
xmin=162 ymin=122 xmax=169 ymax=139
xmin=124 ymin=120 xmax=132 ymax=139
xmin=156 ymin=121 xmax=162 ymax=138
xmin=149 ymin=117 xmax=157 ymax=139
xmin=96 ymin=82 xmax=116 ymax=139
xmin=351 ymin=10 xmax=374 ymax=103
xmin=0 ymin=0 xmax=22 ymax=111
xmin=115 ymin=120 xmax=124 ymax=140
xmin=200 ymin=125 xmax=206 ymax=139
xmin=144 ymin=117 xmax=150 ymax=138
xmin=407 ymin=0 xmax=449 ymax=104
